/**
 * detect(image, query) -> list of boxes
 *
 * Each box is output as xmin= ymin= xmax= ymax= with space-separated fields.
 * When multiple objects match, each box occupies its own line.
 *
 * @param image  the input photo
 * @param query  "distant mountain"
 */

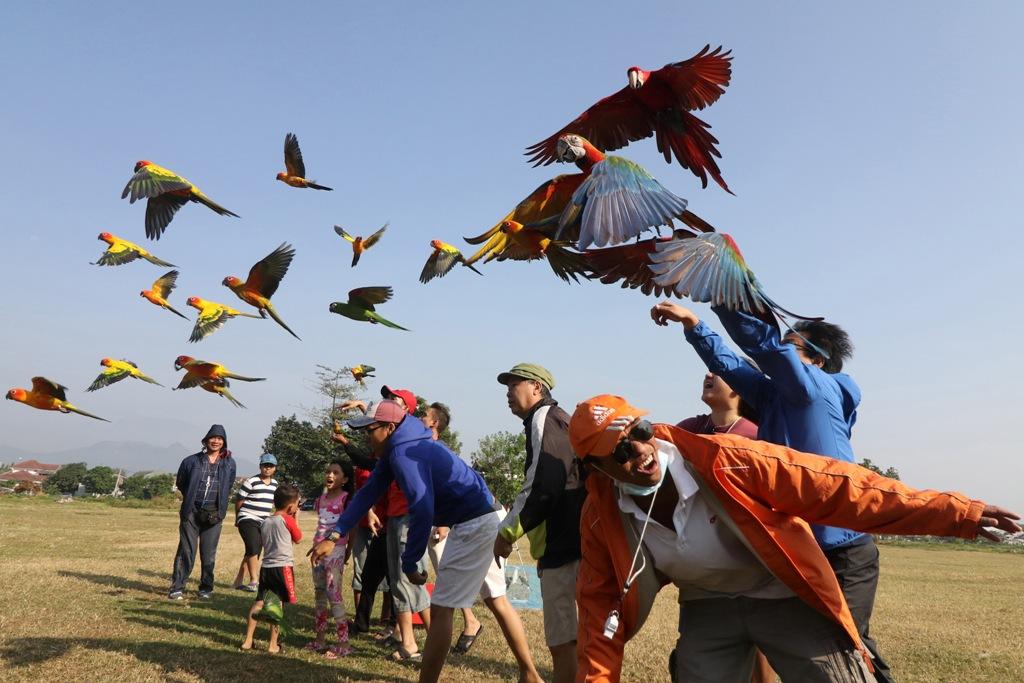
xmin=0 ymin=441 xmax=258 ymax=475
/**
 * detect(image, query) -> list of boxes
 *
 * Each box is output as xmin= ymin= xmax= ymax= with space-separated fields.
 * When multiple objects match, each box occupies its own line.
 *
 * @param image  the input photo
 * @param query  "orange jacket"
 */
xmin=576 ymin=425 xmax=985 ymax=683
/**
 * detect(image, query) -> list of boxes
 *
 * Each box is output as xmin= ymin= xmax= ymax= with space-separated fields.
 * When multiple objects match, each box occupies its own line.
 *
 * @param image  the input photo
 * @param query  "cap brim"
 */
xmin=496 ymin=372 xmax=524 ymax=385
xmin=346 ymin=415 xmax=378 ymax=429
xmin=381 ymin=385 xmax=394 ymax=398
xmin=585 ymin=408 xmax=651 ymax=457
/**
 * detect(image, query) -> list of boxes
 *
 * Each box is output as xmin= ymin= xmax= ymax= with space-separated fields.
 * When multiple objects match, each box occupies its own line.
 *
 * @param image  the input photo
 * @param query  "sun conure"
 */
xmin=173 ymin=356 xmax=267 ymax=389
xmin=94 ymin=232 xmax=176 ymax=267
xmin=141 ymin=270 xmax=189 ymax=320
xmin=6 ymin=377 xmax=110 ymax=421
xmin=276 ymin=133 xmax=333 ymax=190
xmin=186 ymin=297 xmax=261 ymax=343
xmin=419 ymin=240 xmax=482 ymax=283
xmin=121 ymin=160 xmax=239 ymax=240
xmin=334 ymin=223 xmax=387 ymax=267
xmin=349 ymin=364 xmax=376 ymax=387
xmin=87 ymin=358 xmax=163 ymax=392
xmin=222 ymin=243 xmax=300 ymax=340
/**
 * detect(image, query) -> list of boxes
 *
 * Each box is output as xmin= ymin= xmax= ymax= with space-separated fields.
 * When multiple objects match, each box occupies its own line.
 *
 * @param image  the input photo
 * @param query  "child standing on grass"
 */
xmin=241 ymin=483 xmax=302 ymax=654
xmin=307 ymin=460 xmax=355 ymax=659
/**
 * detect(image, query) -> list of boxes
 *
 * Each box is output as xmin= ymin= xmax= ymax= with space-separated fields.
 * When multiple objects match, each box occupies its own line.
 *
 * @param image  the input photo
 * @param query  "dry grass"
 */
xmin=0 ymin=497 xmax=1022 ymax=682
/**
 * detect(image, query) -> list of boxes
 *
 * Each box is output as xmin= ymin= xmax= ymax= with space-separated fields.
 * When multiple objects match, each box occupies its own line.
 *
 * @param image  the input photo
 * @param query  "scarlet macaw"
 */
xmin=526 ymin=45 xmax=733 ymax=192
xmin=141 ymin=270 xmax=189 ymax=320
xmin=185 ymin=297 xmax=261 ymax=343
xmin=329 ymin=287 xmax=408 ymax=331
xmin=173 ymin=356 xmax=266 ymax=389
xmin=94 ymin=232 xmax=176 ymax=267
xmin=121 ymin=161 xmax=239 ymax=240
xmin=222 ymin=243 xmax=300 ymax=340
xmin=276 ymin=133 xmax=333 ymax=190
xmin=87 ymin=358 xmax=163 ymax=392
xmin=419 ymin=241 xmax=482 ymax=283
xmin=6 ymin=377 xmax=109 ymax=421
xmin=334 ymin=223 xmax=387 ymax=267
xmin=349 ymin=364 xmax=376 ymax=387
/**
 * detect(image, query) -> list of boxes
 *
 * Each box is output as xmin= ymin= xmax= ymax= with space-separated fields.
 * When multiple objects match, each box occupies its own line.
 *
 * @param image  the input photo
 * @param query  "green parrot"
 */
xmin=329 ymin=287 xmax=409 ymax=331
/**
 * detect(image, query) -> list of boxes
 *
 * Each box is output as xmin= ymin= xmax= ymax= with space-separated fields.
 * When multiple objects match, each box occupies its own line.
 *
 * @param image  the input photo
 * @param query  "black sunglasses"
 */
xmin=611 ymin=420 xmax=655 ymax=464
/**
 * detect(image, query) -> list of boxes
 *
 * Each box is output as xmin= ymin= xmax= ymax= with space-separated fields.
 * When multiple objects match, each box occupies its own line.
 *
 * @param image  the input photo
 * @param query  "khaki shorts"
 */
xmin=539 ymin=560 xmax=579 ymax=647
xmin=432 ymin=510 xmax=507 ymax=609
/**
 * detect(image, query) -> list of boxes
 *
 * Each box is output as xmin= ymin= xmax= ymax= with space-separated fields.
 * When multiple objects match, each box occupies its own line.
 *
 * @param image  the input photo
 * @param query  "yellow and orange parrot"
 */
xmin=222 ymin=243 xmax=300 ymax=340
xmin=334 ymin=223 xmax=387 ymax=267
xmin=349 ymin=364 xmax=376 ymax=387
xmin=87 ymin=358 xmax=163 ymax=392
xmin=6 ymin=377 xmax=109 ymax=421
xmin=419 ymin=240 xmax=483 ymax=283
xmin=185 ymin=297 xmax=261 ymax=343
xmin=121 ymin=161 xmax=239 ymax=240
xmin=173 ymin=356 xmax=266 ymax=389
xmin=472 ymin=220 xmax=591 ymax=283
xmin=276 ymin=133 xmax=333 ymax=191
xmin=141 ymin=270 xmax=189 ymax=320
xmin=94 ymin=232 xmax=176 ymax=267
xmin=199 ymin=378 xmax=246 ymax=409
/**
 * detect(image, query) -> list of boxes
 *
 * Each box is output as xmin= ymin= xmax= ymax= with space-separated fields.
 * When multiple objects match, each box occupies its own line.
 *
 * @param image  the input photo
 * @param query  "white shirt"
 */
xmin=618 ymin=440 xmax=792 ymax=601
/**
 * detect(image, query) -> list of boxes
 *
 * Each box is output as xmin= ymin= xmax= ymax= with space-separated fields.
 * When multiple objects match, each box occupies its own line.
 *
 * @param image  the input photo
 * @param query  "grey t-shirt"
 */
xmin=260 ymin=514 xmax=301 ymax=568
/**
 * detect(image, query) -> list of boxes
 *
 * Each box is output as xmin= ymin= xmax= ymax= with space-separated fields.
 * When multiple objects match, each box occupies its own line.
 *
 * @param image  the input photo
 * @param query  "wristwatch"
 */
xmin=327 ymin=531 xmax=341 ymax=543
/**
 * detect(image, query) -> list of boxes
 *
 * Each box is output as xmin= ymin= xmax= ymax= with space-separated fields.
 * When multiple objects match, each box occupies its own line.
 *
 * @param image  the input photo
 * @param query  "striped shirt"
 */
xmin=236 ymin=475 xmax=278 ymax=523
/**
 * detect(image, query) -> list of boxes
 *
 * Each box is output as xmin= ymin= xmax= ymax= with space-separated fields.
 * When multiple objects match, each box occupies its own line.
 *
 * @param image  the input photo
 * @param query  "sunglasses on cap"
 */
xmin=611 ymin=420 xmax=655 ymax=464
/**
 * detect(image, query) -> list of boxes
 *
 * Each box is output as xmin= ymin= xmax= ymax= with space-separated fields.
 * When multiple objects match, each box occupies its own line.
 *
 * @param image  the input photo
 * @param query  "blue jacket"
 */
xmin=175 ymin=451 xmax=236 ymax=520
xmin=333 ymin=416 xmax=496 ymax=572
xmin=684 ymin=308 xmax=864 ymax=550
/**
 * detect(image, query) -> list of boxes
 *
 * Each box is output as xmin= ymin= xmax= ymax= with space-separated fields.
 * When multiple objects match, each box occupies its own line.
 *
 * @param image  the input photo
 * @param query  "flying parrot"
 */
xmin=276 ymin=133 xmax=333 ymax=190
xmin=334 ymin=223 xmax=387 ymax=267
xmin=647 ymin=232 xmax=823 ymax=333
xmin=141 ymin=270 xmax=189 ymax=320
xmin=349 ymin=364 xmax=376 ymax=387
xmin=185 ymin=297 xmax=261 ymax=343
xmin=222 ymin=243 xmax=301 ymax=340
xmin=419 ymin=240 xmax=483 ymax=283
xmin=87 ymin=358 xmax=163 ymax=392
xmin=199 ymin=378 xmax=246 ymax=409
xmin=173 ymin=356 xmax=266 ymax=389
xmin=121 ymin=160 xmax=239 ymax=240
xmin=525 ymin=45 xmax=733 ymax=192
xmin=93 ymin=232 xmax=176 ymax=267
xmin=481 ymin=221 xmax=592 ymax=284
xmin=329 ymin=287 xmax=409 ymax=331
xmin=6 ymin=377 xmax=110 ymax=421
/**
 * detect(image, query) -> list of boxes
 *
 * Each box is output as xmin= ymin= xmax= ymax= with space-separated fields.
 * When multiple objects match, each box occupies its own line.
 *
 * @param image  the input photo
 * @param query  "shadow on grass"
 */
xmin=0 ymin=636 xmax=395 ymax=682
xmin=57 ymin=570 xmax=163 ymax=595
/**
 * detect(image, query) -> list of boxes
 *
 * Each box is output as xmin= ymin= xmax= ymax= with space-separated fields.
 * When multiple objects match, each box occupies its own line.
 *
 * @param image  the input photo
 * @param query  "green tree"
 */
xmin=263 ymin=414 xmax=338 ymax=498
xmin=859 ymin=458 xmax=900 ymax=480
xmin=471 ymin=431 xmax=527 ymax=507
xmin=83 ymin=466 xmax=118 ymax=495
xmin=43 ymin=462 xmax=87 ymax=495
xmin=122 ymin=472 xmax=175 ymax=499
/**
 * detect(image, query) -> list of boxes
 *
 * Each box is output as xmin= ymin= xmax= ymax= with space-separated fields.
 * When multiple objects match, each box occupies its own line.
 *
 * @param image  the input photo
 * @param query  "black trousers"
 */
xmin=170 ymin=508 xmax=223 ymax=593
xmin=353 ymin=528 xmax=395 ymax=631
xmin=825 ymin=537 xmax=893 ymax=683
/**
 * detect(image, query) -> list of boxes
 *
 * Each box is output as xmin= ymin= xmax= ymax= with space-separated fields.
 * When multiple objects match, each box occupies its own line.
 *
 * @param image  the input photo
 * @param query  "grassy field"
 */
xmin=1 ymin=497 xmax=1022 ymax=682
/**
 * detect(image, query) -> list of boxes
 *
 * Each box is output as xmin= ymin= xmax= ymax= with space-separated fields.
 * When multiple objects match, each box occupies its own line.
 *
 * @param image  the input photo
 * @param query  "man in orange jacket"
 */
xmin=569 ymin=394 xmax=1019 ymax=683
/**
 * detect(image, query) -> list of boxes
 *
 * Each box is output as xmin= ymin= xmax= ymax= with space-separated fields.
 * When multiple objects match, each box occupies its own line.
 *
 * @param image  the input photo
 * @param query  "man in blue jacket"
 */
xmin=651 ymin=302 xmax=892 ymax=682
xmin=310 ymin=400 xmax=542 ymax=683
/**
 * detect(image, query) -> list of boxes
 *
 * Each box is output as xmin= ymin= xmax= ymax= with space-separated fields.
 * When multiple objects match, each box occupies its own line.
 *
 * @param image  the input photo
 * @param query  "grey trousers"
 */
xmin=170 ymin=508 xmax=223 ymax=593
xmin=386 ymin=515 xmax=430 ymax=614
xmin=675 ymin=596 xmax=872 ymax=683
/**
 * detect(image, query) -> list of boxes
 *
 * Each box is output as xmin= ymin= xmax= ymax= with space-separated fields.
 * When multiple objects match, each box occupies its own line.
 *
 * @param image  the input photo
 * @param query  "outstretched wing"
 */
xmin=145 ymin=194 xmax=188 ymax=240
xmin=190 ymin=305 xmax=232 ymax=342
xmin=563 ymin=156 xmax=688 ymax=250
xmin=95 ymin=242 xmax=141 ymax=266
xmin=585 ymin=234 xmax=694 ymax=297
xmin=122 ymin=164 xmax=191 ymax=202
xmin=283 ymin=133 xmax=306 ymax=178
xmin=347 ymin=286 xmax=393 ymax=309
xmin=31 ymin=376 xmax=68 ymax=401
xmin=151 ymin=270 xmax=179 ymax=298
xmin=362 ymin=223 xmax=388 ymax=249
xmin=333 ymin=226 xmax=356 ymax=243
xmin=244 ymin=242 xmax=295 ymax=298
xmin=464 ymin=174 xmax=585 ymax=247
xmin=420 ymin=249 xmax=460 ymax=283
xmin=653 ymin=45 xmax=732 ymax=111
xmin=87 ymin=368 xmax=128 ymax=392
xmin=175 ymin=372 xmax=210 ymax=390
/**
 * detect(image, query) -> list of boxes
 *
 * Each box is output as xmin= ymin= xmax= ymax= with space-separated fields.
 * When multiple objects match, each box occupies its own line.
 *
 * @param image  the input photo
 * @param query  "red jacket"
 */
xmin=576 ymin=425 xmax=984 ymax=682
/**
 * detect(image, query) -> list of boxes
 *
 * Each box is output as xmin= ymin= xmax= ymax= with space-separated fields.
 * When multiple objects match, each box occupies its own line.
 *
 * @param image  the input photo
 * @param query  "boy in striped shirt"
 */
xmin=233 ymin=454 xmax=279 ymax=591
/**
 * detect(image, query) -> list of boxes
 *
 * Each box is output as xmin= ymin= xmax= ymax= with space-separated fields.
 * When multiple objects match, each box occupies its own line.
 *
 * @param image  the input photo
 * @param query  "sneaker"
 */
xmin=244 ymin=583 xmax=258 ymax=593
xmin=168 ymin=591 xmax=184 ymax=601
xmin=197 ymin=590 xmax=213 ymax=600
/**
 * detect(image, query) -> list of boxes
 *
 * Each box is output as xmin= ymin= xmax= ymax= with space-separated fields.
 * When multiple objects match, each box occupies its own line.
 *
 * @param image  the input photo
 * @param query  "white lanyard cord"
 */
xmin=622 ymin=479 xmax=661 ymax=594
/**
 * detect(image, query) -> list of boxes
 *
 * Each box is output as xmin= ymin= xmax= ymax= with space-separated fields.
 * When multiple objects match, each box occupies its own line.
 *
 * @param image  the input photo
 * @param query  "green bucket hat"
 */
xmin=497 ymin=363 xmax=555 ymax=391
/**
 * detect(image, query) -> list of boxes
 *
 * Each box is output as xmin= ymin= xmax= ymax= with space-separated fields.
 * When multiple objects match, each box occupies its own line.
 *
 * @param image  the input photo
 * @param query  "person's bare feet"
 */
xmin=239 ymin=641 xmax=253 ymax=651
xmin=267 ymin=644 xmax=282 ymax=654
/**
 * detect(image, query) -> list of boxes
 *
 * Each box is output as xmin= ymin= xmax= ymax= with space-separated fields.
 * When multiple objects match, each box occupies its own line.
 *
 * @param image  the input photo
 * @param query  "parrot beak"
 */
xmin=628 ymin=69 xmax=644 ymax=89
xmin=329 ymin=303 xmax=339 ymax=313
xmin=556 ymin=137 xmax=584 ymax=163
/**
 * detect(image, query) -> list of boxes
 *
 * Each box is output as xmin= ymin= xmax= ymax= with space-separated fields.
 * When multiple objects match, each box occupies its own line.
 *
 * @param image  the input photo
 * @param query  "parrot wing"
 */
xmin=87 ymin=368 xmax=129 ymax=392
xmin=145 ymin=194 xmax=188 ymax=240
xmin=347 ymin=286 xmax=393 ymax=309
xmin=543 ymin=244 xmax=592 ymax=284
xmin=122 ymin=164 xmax=192 ymax=202
xmin=652 ymin=45 xmax=733 ymax=111
xmin=464 ymin=175 xmax=585 ymax=246
xmin=152 ymin=270 xmax=180 ymax=299
xmin=562 ymin=155 xmax=688 ymax=250
xmin=94 ymin=243 xmax=141 ymax=266
xmin=585 ymin=234 xmax=694 ymax=297
xmin=31 ymin=377 xmax=68 ymax=401
xmin=283 ymin=133 xmax=306 ymax=178
xmin=363 ymin=365 xmax=376 ymax=373
xmin=244 ymin=242 xmax=295 ymax=298
xmin=419 ymin=249 xmax=460 ymax=283
xmin=333 ymin=225 xmax=356 ymax=243
xmin=175 ymin=372 xmax=209 ymax=390
xmin=189 ymin=305 xmax=232 ymax=342
xmin=362 ymin=223 xmax=388 ymax=249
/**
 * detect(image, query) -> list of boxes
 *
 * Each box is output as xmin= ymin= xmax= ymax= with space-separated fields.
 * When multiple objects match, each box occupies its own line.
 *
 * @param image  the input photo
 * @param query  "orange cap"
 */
xmin=569 ymin=394 xmax=649 ymax=458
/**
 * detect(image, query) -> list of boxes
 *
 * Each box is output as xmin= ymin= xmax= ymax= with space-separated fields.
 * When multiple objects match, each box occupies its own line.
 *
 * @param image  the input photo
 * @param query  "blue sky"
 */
xmin=2 ymin=2 xmax=1022 ymax=509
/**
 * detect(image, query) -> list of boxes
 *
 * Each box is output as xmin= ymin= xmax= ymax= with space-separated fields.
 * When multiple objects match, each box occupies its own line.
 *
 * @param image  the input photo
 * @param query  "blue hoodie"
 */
xmin=332 ymin=416 xmax=496 ymax=572
xmin=684 ymin=308 xmax=864 ymax=550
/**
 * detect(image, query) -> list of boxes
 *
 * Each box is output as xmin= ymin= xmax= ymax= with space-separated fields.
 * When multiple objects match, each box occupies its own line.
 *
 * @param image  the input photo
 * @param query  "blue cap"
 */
xmin=259 ymin=453 xmax=278 ymax=466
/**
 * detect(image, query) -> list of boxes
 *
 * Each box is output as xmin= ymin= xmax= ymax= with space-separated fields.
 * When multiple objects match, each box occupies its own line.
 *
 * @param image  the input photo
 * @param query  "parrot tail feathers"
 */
xmin=143 ymin=253 xmax=177 ymax=267
xmin=222 ymin=373 xmax=267 ymax=383
xmin=463 ymin=261 xmax=484 ymax=276
xmin=66 ymin=404 xmax=111 ymax=422
xmin=220 ymin=388 xmax=247 ymax=409
xmin=166 ymin=305 xmax=190 ymax=320
xmin=138 ymin=374 xmax=164 ymax=386
xmin=236 ymin=312 xmax=263 ymax=319
xmin=307 ymin=181 xmax=333 ymax=191
xmin=195 ymin=194 xmax=240 ymax=218
xmin=265 ymin=306 xmax=301 ymax=340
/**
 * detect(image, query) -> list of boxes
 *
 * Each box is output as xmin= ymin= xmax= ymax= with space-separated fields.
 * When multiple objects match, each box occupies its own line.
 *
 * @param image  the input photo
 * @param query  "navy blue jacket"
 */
xmin=684 ymin=308 xmax=864 ymax=550
xmin=333 ymin=416 xmax=495 ymax=572
xmin=175 ymin=451 xmax=236 ymax=520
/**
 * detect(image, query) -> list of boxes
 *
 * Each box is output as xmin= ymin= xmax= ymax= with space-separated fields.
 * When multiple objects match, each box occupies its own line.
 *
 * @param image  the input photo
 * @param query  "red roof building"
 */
xmin=11 ymin=459 xmax=61 ymax=474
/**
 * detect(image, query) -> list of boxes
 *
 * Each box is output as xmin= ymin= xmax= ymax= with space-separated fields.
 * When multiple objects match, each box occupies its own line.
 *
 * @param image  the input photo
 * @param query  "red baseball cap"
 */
xmin=381 ymin=385 xmax=417 ymax=415
xmin=347 ymin=400 xmax=407 ymax=429
xmin=569 ymin=394 xmax=649 ymax=458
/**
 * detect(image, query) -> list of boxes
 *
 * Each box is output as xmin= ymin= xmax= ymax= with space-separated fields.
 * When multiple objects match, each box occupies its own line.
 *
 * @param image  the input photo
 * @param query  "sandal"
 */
xmin=324 ymin=644 xmax=353 ymax=659
xmin=390 ymin=645 xmax=422 ymax=662
xmin=451 ymin=624 xmax=483 ymax=654
xmin=305 ymin=641 xmax=327 ymax=653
